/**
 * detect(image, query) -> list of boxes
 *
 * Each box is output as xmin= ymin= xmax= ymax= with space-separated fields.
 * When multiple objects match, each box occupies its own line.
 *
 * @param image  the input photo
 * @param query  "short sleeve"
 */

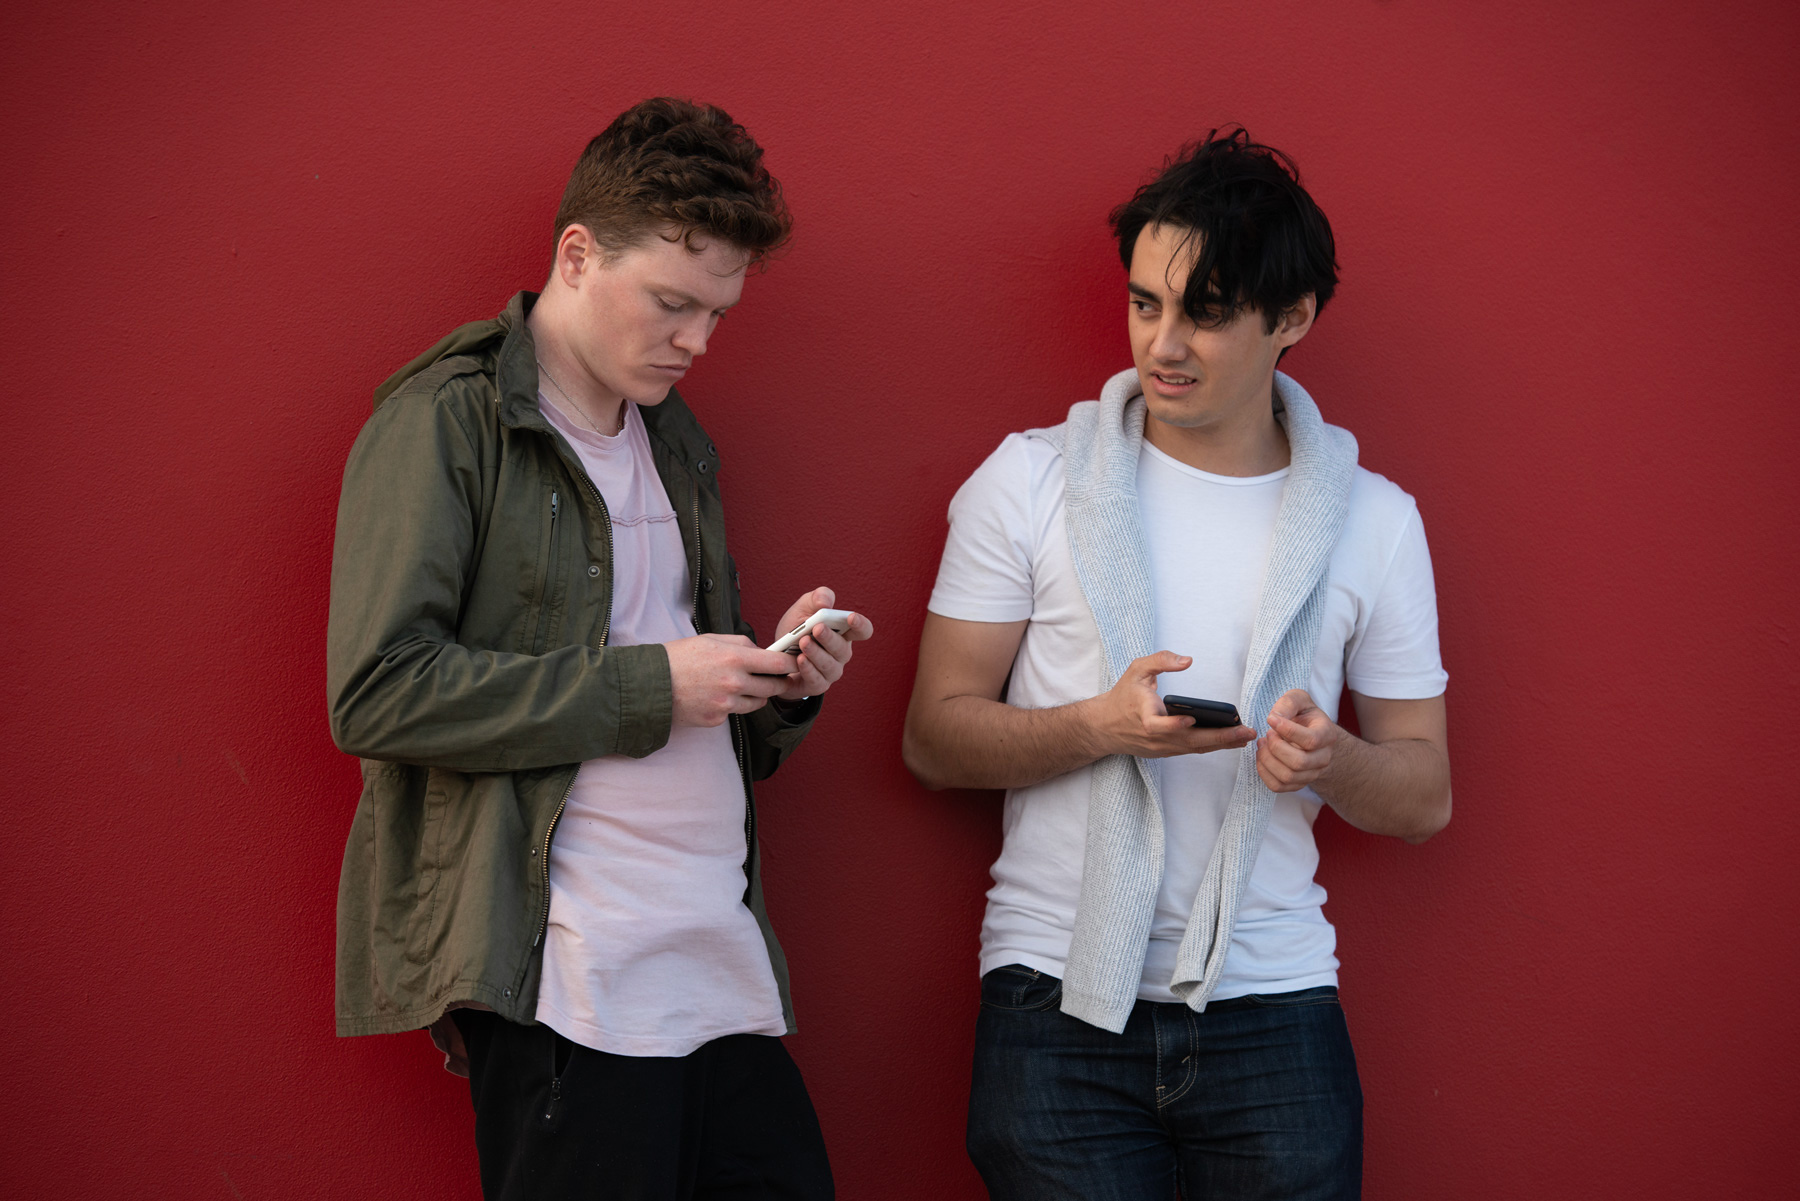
xmin=927 ymin=434 xmax=1040 ymax=623
xmin=1343 ymin=506 xmax=1449 ymax=699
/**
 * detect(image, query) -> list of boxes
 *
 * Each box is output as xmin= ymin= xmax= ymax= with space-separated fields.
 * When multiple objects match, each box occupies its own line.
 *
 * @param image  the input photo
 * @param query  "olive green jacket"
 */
xmin=328 ymin=292 xmax=817 ymax=1038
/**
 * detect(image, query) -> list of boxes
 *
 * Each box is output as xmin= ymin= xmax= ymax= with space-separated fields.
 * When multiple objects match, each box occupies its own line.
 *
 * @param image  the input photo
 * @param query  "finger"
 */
xmin=1266 ymin=688 xmax=1310 ymax=722
xmin=1143 ymin=714 xmax=1196 ymax=735
xmin=805 ymin=621 xmax=854 ymax=662
xmin=1256 ymin=757 xmax=1291 ymax=792
xmin=736 ymin=670 xmax=792 ymax=699
xmin=1259 ymin=730 xmax=1306 ymax=770
xmin=1267 ymin=711 xmax=1326 ymax=752
xmin=1262 ymin=731 xmax=1326 ymax=774
xmin=738 ymin=645 xmax=802 ymax=676
xmin=1130 ymin=651 xmax=1193 ymax=681
xmin=1178 ymin=724 xmax=1257 ymax=753
xmin=730 ymin=690 xmax=782 ymax=714
xmin=841 ymin=612 xmax=874 ymax=642
xmin=787 ymin=651 xmax=831 ymax=694
xmin=794 ymin=636 xmax=844 ymax=685
xmin=1256 ymin=741 xmax=1309 ymax=790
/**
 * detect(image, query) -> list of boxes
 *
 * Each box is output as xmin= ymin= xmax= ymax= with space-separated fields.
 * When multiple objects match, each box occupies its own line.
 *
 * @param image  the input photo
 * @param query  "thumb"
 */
xmin=1132 ymin=651 xmax=1192 ymax=680
xmin=809 ymin=586 xmax=836 ymax=611
xmin=1267 ymin=688 xmax=1311 ymax=723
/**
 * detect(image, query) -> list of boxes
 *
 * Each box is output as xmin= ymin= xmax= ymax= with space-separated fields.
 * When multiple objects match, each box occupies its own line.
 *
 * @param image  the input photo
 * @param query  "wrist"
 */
xmin=1313 ymin=723 xmax=1355 ymax=789
xmin=1068 ymin=695 xmax=1117 ymax=762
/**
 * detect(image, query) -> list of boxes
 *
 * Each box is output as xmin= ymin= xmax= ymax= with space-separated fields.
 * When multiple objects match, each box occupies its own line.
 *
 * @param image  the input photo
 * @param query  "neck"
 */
xmin=1141 ymin=380 xmax=1289 ymax=476
xmin=527 ymin=291 xmax=626 ymax=434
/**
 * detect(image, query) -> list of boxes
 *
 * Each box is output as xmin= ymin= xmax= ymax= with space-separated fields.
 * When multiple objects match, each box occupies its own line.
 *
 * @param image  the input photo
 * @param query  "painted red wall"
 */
xmin=3 ymin=1 xmax=1796 ymax=1196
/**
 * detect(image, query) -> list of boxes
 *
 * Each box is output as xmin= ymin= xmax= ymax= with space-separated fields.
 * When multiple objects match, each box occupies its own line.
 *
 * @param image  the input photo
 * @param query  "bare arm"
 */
xmin=1256 ymin=689 xmax=1451 ymax=844
xmin=901 ymin=613 xmax=1254 ymax=791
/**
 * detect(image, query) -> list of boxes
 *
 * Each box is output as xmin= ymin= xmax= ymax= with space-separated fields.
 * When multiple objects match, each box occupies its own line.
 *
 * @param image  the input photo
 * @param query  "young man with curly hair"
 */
xmin=904 ymin=130 xmax=1452 ymax=1200
xmin=328 ymin=98 xmax=867 ymax=1200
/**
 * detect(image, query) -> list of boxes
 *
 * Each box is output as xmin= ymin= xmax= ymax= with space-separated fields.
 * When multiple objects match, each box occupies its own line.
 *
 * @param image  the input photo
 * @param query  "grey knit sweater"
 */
xmin=1026 ymin=367 xmax=1358 ymax=1033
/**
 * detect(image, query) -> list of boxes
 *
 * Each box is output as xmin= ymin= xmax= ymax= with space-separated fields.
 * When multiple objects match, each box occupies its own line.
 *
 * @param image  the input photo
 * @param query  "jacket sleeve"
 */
xmin=326 ymin=387 xmax=672 ymax=771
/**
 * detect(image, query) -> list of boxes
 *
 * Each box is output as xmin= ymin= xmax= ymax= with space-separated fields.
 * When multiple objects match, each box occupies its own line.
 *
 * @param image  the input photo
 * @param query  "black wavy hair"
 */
xmin=1109 ymin=128 xmax=1337 ymax=332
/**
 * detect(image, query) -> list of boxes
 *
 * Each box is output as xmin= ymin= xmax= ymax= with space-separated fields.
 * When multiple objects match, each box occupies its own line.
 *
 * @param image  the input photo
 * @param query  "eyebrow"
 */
xmin=1127 ymin=282 xmax=1162 ymax=301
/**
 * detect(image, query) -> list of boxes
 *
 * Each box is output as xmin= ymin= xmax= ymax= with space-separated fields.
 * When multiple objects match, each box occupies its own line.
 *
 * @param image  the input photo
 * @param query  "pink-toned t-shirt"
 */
xmin=531 ymin=392 xmax=786 ymax=1057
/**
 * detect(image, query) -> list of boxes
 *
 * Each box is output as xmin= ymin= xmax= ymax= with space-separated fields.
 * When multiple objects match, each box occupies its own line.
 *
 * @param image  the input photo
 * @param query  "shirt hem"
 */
xmin=535 ymin=1001 xmax=788 ymax=1059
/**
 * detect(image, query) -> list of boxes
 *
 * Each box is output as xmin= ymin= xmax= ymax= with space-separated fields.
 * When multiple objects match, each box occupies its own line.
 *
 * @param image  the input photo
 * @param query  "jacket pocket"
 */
xmin=402 ymin=770 xmax=451 ymax=966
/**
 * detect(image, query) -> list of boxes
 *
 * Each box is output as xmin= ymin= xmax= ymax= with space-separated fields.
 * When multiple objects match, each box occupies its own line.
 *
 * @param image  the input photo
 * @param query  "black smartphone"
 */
xmin=1162 ymin=695 xmax=1243 ymax=728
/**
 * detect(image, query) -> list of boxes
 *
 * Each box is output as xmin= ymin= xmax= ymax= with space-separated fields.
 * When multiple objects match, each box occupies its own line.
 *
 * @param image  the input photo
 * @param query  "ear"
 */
xmin=550 ymin=224 xmax=598 ymax=291
xmin=1273 ymin=293 xmax=1317 ymax=351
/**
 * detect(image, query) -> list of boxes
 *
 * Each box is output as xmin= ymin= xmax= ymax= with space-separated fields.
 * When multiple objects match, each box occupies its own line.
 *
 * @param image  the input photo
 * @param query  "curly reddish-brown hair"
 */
xmin=553 ymin=97 xmax=791 ymax=264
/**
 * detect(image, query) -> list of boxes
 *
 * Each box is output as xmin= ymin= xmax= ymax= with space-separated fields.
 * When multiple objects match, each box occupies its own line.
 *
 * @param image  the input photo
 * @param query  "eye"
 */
xmin=655 ymin=296 xmax=683 ymax=313
xmin=1130 ymin=299 xmax=1156 ymax=315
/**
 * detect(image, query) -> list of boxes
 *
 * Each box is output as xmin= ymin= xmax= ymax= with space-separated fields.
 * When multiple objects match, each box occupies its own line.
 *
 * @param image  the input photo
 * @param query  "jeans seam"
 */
xmin=1152 ymin=1005 xmax=1165 ymax=1105
xmin=1160 ymin=1005 xmax=1199 ymax=1108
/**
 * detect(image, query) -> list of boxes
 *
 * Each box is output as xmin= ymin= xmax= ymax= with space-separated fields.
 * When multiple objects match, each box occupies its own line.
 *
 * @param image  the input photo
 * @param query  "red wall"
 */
xmin=3 ymin=1 xmax=1796 ymax=1196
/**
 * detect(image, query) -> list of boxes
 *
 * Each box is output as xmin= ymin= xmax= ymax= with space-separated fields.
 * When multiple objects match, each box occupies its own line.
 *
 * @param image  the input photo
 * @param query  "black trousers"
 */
xmin=453 ymin=1010 xmax=834 ymax=1201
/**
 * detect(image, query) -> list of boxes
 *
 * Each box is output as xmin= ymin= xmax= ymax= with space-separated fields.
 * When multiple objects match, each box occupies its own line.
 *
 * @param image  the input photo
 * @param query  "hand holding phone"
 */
xmin=765 ymin=609 xmax=858 ymax=655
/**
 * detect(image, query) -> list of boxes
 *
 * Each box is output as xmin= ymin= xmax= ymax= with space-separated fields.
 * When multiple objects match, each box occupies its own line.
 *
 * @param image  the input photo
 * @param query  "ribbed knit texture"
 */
xmin=1028 ymin=368 xmax=1357 ymax=1033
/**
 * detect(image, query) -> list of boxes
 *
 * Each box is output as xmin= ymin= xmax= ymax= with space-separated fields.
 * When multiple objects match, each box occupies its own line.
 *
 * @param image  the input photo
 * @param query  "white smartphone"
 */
xmin=765 ymin=608 xmax=856 ymax=655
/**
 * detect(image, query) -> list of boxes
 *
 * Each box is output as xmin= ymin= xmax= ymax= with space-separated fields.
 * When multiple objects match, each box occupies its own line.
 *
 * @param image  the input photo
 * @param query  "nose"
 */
xmin=672 ymin=314 xmax=717 ymax=357
xmin=1149 ymin=310 xmax=1191 ymax=363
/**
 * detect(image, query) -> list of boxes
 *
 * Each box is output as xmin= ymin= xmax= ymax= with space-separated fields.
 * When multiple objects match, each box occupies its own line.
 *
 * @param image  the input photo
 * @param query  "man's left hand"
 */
xmin=1257 ymin=689 xmax=1344 ymax=793
xmin=771 ymin=586 xmax=874 ymax=704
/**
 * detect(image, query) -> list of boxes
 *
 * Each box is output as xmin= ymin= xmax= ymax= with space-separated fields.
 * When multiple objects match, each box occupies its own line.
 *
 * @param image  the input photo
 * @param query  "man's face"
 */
xmin=1127 ymin=223 xmax=1307 ymax=433
xmin=561 ymin=226 xmax=749 ymax=406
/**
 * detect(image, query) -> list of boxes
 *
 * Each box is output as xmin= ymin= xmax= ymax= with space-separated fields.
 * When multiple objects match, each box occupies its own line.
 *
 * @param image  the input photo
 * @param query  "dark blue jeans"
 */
xmin=967 ymin=965 xmax=1362 ymax=1201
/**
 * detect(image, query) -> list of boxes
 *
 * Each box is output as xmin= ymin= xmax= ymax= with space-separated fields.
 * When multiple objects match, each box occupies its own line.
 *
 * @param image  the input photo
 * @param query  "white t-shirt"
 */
xmin=928 ymin=428 xmax=1447 ymax=1002
xmin=533 ymin=393 xmax=786 ymax=1056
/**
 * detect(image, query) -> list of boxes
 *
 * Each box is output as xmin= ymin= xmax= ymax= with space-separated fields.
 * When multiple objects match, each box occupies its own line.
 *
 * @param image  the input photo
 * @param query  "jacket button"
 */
xmin=706 ymin=442 xmax=717 ymax=456
xmin=696 ymin=460 xmax=710 ymax=474
xmin=503 ymin=988 xmax=512 ymax=998
xmin=703 ymin=577 xmax=714 ymax=593
xmin=587 ymin=564 xmax=600 ymax=577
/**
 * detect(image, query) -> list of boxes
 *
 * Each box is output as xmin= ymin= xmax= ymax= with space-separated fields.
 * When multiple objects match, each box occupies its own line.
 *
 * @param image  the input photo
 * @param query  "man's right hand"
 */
xmin=1078 ymin=651 xmax=1257 ymax=760
xmin=903 ymin=616 xmax=1256 ymax=792
xmin=664 ymin=634 xmax=797 ymax=728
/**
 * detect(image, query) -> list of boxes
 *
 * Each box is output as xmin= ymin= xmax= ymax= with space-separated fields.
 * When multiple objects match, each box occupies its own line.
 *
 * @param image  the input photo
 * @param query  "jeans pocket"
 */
xmin=1241 ymin=986 xmax=1340 ymax=1009
xmin=979 ymin=965 xmax=1064 ymax=1012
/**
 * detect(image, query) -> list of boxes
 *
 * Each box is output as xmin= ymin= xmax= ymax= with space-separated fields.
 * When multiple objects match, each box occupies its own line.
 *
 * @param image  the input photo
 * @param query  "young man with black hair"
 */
xmin=328 ymin=98 xmax=868 ymax=1200
xmin=903 ymin=130 xmax=1451 ymax=1200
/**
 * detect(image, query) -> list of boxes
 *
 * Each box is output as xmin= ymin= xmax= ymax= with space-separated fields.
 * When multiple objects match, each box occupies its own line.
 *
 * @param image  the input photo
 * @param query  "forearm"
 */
xmin=903 ymin=694 xmax=1105 ymax=791
xmin=1311 ymin=732 xmax=1451 ymax=843
xmin=745 ymin=695 xmax=822 ymax=781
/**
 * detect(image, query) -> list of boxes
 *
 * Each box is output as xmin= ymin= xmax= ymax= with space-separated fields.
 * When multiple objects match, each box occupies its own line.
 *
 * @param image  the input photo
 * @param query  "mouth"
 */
xmin=650 ymin=363 xmax=689 ymax=377
xmin=1148 ymin=370 xmax=1198 ymax=395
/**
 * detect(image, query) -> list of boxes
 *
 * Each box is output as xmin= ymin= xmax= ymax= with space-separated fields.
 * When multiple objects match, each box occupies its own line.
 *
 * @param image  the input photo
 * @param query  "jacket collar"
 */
xmin=494 ymin=291 xmax=547 ymax=432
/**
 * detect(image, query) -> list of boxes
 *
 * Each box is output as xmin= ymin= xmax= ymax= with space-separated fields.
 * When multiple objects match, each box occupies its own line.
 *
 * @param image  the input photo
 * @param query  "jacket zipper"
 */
xmin=685 ymin=492 xmax=754 ymax=885
xmin=533 ymin=472 xmax=615 ymax=951
xmin=529 ymin=490 xmax=560 ymax=653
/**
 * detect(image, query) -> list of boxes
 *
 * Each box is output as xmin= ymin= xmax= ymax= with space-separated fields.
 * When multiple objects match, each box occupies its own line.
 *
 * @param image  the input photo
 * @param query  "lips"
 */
xmin=1149 ymin=370 xmax=1198 ymax=393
